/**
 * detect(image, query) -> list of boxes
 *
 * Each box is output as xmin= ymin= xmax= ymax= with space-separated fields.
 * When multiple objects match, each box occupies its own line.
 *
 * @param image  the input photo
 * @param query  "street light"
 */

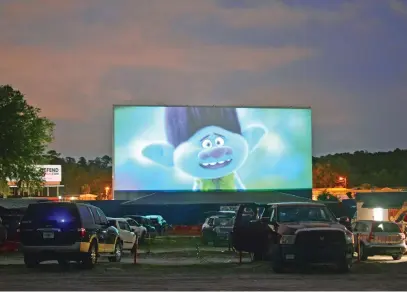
xmin=105 ymin=186 xmax=110 ymax=199
xmin=338 ymin=176 xmax=347 ymax=188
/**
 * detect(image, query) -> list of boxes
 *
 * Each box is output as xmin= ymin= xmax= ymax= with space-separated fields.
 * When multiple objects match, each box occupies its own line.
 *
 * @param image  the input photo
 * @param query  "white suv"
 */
xmin=107 ymin=218 xmax=137 ymax=251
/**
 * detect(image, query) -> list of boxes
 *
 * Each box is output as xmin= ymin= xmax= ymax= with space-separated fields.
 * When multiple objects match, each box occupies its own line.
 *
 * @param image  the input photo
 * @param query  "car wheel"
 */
xmin=359 ymin=244 xmax=368 ymax=261
xmin=271 ymin=256 xmax=285 ymax=273
xmin=82 ymin=241 xmax=98 ymax=269
xmin=24 ymin=254 xmax=39 ymax=268
xmin=337 ymin=256 xmax=352 ymax=273
xmin=108 ymin=241 xmax=122 ymax=262
xmin=140 ymin=232 xmax=146 ymax=244
xmin=392 ymin=254 xmax=403 ymax=260
xmin=250 ymin=252 xmax=263 ymax=262
xmin=201 ymin=235 xmax=208 ymax=245
xmin=58 ymin=259 xmax=70 ymax=268
xmin=270 ymin=245 xmax=285 ymax=273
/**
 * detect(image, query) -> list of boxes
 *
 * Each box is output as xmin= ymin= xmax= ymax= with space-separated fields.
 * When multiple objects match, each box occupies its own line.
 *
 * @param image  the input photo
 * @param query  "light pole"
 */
xmin=338 ymin=176 xmax=347 ymax=188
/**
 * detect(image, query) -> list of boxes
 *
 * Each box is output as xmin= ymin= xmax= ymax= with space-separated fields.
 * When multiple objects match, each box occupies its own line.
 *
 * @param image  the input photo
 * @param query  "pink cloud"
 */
xmin=0 ymin=1 xmax=317 ymax=121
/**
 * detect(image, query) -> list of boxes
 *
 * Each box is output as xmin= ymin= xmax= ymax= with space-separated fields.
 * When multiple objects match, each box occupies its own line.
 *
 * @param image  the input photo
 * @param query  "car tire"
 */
xmin=201 ymin=235 xmax=209 ymax=245
xmin=58 ymin=259 xmax=70 ymax=268
xmin=81 ymin=241 xmax=98 ymax=269
xmin=251 ymin=252 xmax=263 ymax=262
xmin=392 ymin=254 xmax=403 ymax=260
xmin=359 ymin=244 xmax=368 ymax=261
xmin=108 ymin=241 xmax=122 ymax=263
xmin=270 ymin=245 xmax=285 ymax=273
xmin=140 ymin=232 xmax=146 ymax=244
xmin=24 ymin=254 xmax=39 ymax=268
xmin=337 ymin=256 xmax=352 ymax=273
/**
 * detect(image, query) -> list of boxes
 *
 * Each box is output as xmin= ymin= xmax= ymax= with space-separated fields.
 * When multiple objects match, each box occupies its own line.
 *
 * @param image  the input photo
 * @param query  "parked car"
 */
xmin=125 ymin=215 xmax=157 ymax=238
xmin=107 ymin=218 xmax=137 ymax=251
xmin=1 ymin=214 xmax=23 ymax=242
xmin=124 ymin=218 xmax=148 ymax=242
xmin=232 ymin=202 xmax=354 ymax=273
xmin=0 ymin=217 xmax=7 ymax=246
xmin=201 ymin=215 xmax=234 ymax=246
xmin=20 ymin=202 xmax=122 ymax=269
xmin=145 ymin=215 xmax=168 ymax=235
xmin=352 ymin=220 xmax=406 ymax=261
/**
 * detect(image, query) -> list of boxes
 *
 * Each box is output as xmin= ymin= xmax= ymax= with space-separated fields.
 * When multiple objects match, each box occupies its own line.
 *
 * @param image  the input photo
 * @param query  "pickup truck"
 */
xmin=231 ymin=202 xmax=354 ymax=273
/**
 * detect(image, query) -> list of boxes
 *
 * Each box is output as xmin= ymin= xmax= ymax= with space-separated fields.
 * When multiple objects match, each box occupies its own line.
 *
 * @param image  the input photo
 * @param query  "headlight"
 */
xmin=280 ymin=235 xmax=296 ymax=244
xmin=345 ymin=233 xmax=354 ymax=244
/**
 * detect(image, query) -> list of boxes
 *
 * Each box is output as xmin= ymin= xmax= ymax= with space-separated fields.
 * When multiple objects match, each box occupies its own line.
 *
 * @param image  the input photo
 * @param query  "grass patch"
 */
xmin=139 ymin=235 xmax=212 ymax=251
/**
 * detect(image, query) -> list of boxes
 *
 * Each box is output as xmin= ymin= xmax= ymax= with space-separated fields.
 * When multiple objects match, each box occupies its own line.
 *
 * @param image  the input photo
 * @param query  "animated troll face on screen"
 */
xmin=141 ymin=107 xmax=267 ymax=191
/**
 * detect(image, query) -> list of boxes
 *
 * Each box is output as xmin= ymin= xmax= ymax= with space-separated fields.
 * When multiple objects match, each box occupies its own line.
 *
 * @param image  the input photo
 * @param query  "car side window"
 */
xmin=118 ymin=221 xmax=126 ymax=230
xmin=124 ymin=222 xmax=131 ymax=231
xmin=90 ymin=208 xmax=101 ymax=225
xmin=208 ymin=218 xmax=214 ymax=226
xmin=97 ymin=209 xmax=108 ymax=225
xmin=78 ymin=206 xmax=94 ymax=225
xmin=356 ymin=222 xmax=369 ymax=232
xmin=119 ymin=221 xmax=131 ymax=231
xmin=128 ymin=219 xmax=137 ymax=226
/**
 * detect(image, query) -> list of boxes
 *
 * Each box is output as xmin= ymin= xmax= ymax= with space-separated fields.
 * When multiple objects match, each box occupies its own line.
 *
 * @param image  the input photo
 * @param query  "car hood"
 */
xmin=277 ymin=222 xmax=347 ymax=235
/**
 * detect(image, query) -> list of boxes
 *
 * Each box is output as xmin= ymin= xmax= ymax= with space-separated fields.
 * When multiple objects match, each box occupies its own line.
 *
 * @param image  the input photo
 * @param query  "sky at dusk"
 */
xmin=1 ymin=0 xmax=406 ymax=158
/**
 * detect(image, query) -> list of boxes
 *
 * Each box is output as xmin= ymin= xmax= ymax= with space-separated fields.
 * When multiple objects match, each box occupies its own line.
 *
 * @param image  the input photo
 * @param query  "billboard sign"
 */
xmin=41 ymin=165 xmax=62 ymax=182
xmin=114 ymin=106 xmax=312 ymax=193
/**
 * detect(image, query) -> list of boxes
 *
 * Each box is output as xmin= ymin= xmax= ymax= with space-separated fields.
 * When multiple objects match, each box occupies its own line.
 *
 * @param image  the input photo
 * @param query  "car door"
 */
xmin=127 ymin=219 xmax=141 ymax=236
xmin=119 ymin=221 xmax=134 ymax=249
xmin=232 ymin=204 xmax=266 ymax=253
xmin=97 ymin=209 xmax=116 ymax=253
xmin=89 ymin=207 xmax=106 ymax=253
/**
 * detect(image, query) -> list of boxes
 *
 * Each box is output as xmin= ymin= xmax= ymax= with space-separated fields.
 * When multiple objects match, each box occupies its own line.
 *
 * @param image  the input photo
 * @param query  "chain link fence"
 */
xmin=133 ymin=235 xmax=253 ymax=265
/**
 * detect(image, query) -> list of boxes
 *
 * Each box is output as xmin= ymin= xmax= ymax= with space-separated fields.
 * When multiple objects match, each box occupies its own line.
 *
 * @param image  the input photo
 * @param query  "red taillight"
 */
xmin=78 ymin=228 xmax=86 ymax=237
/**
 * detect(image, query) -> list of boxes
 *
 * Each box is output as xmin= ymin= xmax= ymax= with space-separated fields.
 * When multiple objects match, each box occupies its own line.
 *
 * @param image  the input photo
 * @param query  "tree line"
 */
xmin=313 ymin=149 xmax=407 ymax=189
xmin=45 ymin=150 xmax=112 ymax=198
xmin=1 ymin=84 xmax=406 ymax=198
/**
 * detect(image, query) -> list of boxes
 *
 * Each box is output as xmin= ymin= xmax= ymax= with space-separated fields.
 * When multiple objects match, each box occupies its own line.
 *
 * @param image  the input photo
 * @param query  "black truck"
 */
xmin=231 ymin=202 xmax=354 ymax=273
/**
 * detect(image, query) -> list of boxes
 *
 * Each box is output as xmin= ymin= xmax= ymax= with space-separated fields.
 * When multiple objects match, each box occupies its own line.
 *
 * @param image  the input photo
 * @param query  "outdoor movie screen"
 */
xmin=114 ymin=106 xmax=312 ymax=192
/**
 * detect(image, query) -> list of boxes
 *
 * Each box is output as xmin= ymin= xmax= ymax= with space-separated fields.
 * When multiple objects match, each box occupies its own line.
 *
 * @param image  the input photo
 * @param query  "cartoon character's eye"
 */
xmin=215 ymin=137 xmax=224 ymax=146
xmin=201 ymin=139 xmax=212 ymax=149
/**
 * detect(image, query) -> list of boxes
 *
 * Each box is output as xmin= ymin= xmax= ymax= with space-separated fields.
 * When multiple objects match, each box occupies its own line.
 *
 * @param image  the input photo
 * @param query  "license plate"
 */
xmin=42 ymin=232 xmax=54 ymax=239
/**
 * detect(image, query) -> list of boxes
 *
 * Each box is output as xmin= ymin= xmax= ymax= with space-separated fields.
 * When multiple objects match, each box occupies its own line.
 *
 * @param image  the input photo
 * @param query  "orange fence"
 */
xmin=168 ymin=225 xmax=201 ymax=236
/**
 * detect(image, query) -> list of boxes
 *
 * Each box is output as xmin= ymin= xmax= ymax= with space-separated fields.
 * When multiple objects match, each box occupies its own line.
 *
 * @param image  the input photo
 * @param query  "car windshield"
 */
xmin=214 ymin=217 xmax=234 ymax=226
xmin=372 ymin=222 xmax=400 ymax=233
xmin=277 ymin=205 xmax=335 ymax=223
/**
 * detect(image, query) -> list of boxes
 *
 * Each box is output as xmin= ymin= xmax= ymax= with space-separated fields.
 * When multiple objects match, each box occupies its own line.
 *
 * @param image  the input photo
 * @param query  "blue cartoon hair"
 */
xmin=164 ymin=107 xmax=242 ymax=148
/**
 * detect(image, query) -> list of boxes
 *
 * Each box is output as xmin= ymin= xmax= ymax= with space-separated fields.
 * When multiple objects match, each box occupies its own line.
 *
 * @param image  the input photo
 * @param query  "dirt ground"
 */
xmin=1 ymin=252 xmax=407 ymax=290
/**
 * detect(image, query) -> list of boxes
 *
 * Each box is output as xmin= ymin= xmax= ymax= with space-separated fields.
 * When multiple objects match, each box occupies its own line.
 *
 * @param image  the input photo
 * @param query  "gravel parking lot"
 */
xmin=1 ymin=252 xmax=407 ymax=290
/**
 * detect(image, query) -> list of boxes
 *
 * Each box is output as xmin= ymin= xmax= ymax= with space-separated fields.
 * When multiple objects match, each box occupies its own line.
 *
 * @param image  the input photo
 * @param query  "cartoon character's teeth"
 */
xmin=209 ymin=162 xmax=217 ymax=166
xmin=202 ymin=163 xmax=210 ymax=166
xmin=218 ymin=161 xmax=225 ymax=164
